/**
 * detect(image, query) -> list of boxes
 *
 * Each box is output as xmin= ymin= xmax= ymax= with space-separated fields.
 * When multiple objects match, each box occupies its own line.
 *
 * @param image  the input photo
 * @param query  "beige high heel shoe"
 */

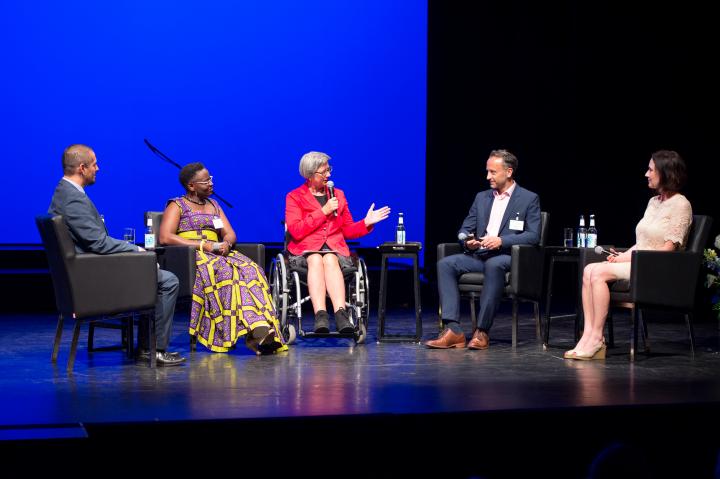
xmin=573 ymin=339 xmax=606 ymax=360
xmin=563 ymin=349 xmax=577 ymax=359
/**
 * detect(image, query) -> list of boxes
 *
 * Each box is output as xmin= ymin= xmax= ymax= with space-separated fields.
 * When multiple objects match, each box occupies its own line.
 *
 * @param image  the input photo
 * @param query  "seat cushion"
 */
xmin=610 ymin=280 xmax=630 ymax=292
xmin=458 ymin=272 xmax=511 ymax=293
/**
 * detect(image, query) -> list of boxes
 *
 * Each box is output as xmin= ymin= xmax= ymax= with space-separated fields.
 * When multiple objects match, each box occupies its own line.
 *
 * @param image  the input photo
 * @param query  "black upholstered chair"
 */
xmin=436 ymin=211 xmax=549 ymax=348
xmin=581 ymin=214 xmax=713 ymax=360
xmin=144 ymin=211 xmax=265 ymax=350
xmin=36 ymin=215 xmax=158 ymax=371
xmin=611 ymin=214 xmax=713 ymax=359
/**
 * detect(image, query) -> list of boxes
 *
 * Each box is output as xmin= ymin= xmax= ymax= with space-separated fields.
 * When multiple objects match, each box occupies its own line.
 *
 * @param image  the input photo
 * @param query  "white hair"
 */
xmin=299 ymin=151 xmax=331 ymax=179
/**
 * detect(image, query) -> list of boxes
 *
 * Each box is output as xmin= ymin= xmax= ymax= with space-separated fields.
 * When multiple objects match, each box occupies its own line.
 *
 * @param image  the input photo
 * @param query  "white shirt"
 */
xmin=485 ymin=182 xmax=516 ymax=237
xmin=62 ymin=177 xmax=85 ymax=194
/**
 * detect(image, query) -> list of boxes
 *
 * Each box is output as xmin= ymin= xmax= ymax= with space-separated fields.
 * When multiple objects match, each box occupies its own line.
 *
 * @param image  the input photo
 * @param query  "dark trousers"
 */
xmin=139 ymin=268 xmax=179 ymax=350
xmin=437 ymin=253 xmax=511 ymax=331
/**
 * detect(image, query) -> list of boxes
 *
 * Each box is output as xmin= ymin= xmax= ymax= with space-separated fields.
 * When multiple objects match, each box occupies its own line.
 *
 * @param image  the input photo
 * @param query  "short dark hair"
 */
xmin=179 ymin=162 xmax=206 ymax=190
xmin=62 ymin=144 xmax=93 ymax=175
xmin=489 ymin=149 xmax=518 ymax=175
xmin=652 ymin=150 xmax=687 ymax=192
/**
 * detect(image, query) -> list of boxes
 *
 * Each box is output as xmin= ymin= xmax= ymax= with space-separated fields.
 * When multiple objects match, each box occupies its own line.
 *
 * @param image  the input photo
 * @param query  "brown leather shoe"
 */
xmin=467 ymin=329 xmax=489 ymax=350
xmin=424 ymin=328 xmax=466 ymax=349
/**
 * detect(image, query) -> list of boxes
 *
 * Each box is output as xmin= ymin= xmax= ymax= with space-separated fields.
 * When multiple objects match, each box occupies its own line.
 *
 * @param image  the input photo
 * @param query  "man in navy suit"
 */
xmin=48 ymin=144 xmax=185 ymax=365
xmin=426 ymin=149 xmax=541 ymax=350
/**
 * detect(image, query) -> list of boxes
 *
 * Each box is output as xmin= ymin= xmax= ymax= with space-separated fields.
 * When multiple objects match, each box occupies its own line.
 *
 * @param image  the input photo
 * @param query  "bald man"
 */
xmin=48 ymin=144 xmax=185 ymax=366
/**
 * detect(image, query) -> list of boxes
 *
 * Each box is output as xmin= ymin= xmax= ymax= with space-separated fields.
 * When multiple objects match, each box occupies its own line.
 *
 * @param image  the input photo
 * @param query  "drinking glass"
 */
xmin=123 ymin=227 xmax=135 ymax=244
xmin=563 ymin=228 xmax=574 ymax=247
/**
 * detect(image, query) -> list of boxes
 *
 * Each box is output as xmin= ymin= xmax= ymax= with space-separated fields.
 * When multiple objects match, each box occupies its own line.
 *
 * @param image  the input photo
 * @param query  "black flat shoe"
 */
xmin=137 ymin=350 xmax=186 ymax=366
xmin=314 ymin=310 xmax=330 ymax=333
xmin=335 ymin=308 xmax=355 ymax=334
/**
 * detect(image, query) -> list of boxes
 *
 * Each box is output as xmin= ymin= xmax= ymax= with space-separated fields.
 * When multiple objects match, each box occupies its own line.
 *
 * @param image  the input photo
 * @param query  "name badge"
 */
xmin=509 ymin=219 xmax=524 ymax=231
xmin=212 ymin=217 xmax=224 ymax=229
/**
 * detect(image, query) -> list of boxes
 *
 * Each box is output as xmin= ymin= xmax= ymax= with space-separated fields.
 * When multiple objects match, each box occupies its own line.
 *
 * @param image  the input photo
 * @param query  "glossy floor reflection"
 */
xmin=2 ymin=309 xmax=720 ymax=427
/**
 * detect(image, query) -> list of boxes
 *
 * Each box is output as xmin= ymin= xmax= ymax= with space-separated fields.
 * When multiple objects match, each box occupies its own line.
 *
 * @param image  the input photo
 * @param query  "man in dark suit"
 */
xmin=49 ymin=144 xmax=185 ymax=365
xmin=426 ymin=149 xmax=541 ymax=350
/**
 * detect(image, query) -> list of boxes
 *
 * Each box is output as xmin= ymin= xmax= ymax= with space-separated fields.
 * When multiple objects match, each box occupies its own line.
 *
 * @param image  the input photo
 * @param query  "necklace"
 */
xmin=184 ymin=195 xmax=207 ymax=206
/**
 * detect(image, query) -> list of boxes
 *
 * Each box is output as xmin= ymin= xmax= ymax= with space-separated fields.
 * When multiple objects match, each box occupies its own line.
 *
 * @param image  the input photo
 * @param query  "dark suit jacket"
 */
xmin=48 ymin=179 xmax=138 ymax=254
xmin=459 ymin=183 xmax=541 ymax=255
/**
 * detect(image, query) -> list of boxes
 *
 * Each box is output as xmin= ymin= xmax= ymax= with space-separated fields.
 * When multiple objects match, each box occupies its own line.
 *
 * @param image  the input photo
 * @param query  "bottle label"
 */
xmin=577 ymin=232 xmax=586 ymax=248
xmin=144 ymin=233 xmax=156 ymax=250
xmin=586 ymin=234 xmax=597 ymax=248
xmin=396 ymin=230 xmax=406 ymax=245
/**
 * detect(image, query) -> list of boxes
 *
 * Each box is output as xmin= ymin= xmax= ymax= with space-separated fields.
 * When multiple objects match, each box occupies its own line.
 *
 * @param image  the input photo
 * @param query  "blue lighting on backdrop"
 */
xmin=1 ymin=1 xmax=426 ymax=248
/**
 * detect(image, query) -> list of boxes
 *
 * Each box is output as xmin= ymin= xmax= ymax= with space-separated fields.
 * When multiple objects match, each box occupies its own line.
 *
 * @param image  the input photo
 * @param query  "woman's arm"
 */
xmin=214 ymin=206 xmax=235 ymax=256
xmin=607 ymin=245 xmax=637 ymax=263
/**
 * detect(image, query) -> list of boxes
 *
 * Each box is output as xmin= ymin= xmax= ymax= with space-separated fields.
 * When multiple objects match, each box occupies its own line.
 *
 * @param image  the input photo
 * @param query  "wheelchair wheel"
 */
xmin=358 ymin=258 xmax=370 ymax=330
xmin=284 ymin=323 xmax=297 ymax=344
xmin=352 ymin=307 xmax=367 ymax=344
xmin=270 ymin=255 xmax=295 ymax=344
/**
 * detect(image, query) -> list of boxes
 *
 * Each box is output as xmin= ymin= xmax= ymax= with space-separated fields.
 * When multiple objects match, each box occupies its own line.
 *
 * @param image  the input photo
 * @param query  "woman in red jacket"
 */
xmin=285 ymin=151 xmax=390 ymax=333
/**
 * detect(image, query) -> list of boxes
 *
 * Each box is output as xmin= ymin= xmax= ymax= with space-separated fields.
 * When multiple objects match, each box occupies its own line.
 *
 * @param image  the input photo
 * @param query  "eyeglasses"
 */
xmin=314 ymin=166 xmax=332 ymax=176
xmin=192 ymin=176 xmax=214 ymax=185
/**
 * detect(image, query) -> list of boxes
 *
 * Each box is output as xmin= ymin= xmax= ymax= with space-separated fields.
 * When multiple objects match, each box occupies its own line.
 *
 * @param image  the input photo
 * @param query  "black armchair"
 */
xmin=36 ymin=215 xmax=158 ymax=371
xmin=617 ymin=214 xmax=712 ymax=359
xmin=144 ymin=211 xmax=266 ymax=349
xmin=436 ymin=212 xmax=549 ymax=347
xmin=582 ymin=214 xmax=713 ymax=360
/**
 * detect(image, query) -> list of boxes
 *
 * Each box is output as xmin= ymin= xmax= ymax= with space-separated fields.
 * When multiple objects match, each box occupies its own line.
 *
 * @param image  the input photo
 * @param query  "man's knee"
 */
xmin=437 ymin=254 xmax=460 ymax=274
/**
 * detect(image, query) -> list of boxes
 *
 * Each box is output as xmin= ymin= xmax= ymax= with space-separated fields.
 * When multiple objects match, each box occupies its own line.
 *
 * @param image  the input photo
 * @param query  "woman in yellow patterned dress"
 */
xmin=159 ymin=163 xmax=287 ymax=355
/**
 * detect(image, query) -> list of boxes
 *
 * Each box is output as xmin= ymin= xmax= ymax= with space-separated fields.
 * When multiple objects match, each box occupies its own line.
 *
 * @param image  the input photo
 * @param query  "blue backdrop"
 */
xmin=1 ymin=1 xmax=426 ymax=247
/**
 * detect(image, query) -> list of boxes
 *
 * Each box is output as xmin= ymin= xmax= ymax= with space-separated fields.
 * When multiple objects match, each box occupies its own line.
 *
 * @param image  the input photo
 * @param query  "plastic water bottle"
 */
xmin=396 ymin=213 xmax=406 ymax=245
xmin=586 ymin=214 xmax=598 ymax=248
xmin=144 ymin=217 xmax=156 ymax=250
xmin=576 ymin=215 xmax=587 ymax=248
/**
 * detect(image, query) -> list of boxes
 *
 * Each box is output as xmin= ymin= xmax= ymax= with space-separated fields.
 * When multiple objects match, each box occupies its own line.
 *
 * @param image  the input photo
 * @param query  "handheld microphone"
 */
xmin=458 ymin=231 xmax=475 ymax=241
xmin=594 ymin=246 xmax=617 ymax=257
xmin=326 ymin=180 xmax=337 ymax=216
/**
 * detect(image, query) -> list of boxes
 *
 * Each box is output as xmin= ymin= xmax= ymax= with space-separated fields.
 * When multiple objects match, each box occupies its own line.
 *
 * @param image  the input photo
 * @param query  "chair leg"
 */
xmin=149 ymin=312 xmax=157 ymax=368
xmin=639 ymin=310 xmax=650 ymax=353
xmin=533 ymin=301 xmax=541 ymax=341
xmin=606 ymin=310 xmax=615 ymax=348
xmin=190 ymin=334 xmax=197 ymax=351
xmin=67 ymin=320 xmax=82 ymax=372
xmin=52 ymin=313 xmax=64 ymax=363
xmin=126 ymin=315 xmax=135 ymax=359
xmin=685 ymin=313 xmax=696 ymax=357
xmin=469 ymin=295 xmax=477 ymax=334
xmin=630 ymin=306 xmax=638 ymax=361
xmin=511 ymin=299 xmax=518 ymax=349
xmin=88 ymin=321 xmax=95 ymax=352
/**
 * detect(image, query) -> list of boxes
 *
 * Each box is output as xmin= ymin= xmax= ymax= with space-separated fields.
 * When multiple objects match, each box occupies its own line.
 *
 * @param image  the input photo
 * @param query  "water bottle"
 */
xmin=586 ymin=214 xmax=598 ymax=248
xmin=576 ymin=215 xmax=587 ymax=248
xmin=144 ymin=217 xmax=156 ymax=250
xmin=396 ymin=213 xmax=406 ymax=245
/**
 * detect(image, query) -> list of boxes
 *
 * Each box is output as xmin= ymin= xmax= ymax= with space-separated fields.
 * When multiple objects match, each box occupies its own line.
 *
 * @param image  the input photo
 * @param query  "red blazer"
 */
xmin=285 ymin=183 xmax=372 ymax=256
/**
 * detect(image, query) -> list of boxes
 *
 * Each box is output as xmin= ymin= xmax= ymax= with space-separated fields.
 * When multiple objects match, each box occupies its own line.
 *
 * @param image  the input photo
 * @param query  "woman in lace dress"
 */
xmin=565 ymin=150 xmax=693 ymax=360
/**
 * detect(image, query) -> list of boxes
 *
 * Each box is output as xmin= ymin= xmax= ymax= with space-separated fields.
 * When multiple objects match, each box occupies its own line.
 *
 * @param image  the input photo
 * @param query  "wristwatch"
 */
xmin=212 ymin=242 xmax=220 ymax=253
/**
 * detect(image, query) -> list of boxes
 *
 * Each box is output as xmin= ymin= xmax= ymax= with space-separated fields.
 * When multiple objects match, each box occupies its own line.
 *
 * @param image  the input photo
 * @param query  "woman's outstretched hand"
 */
xmin=364 ymin=203 xmax=391 ymax=226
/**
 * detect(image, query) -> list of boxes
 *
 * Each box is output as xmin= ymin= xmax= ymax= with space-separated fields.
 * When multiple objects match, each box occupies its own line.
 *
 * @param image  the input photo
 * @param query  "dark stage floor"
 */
xmin=2 ymin=309 xmax=720 ymax=477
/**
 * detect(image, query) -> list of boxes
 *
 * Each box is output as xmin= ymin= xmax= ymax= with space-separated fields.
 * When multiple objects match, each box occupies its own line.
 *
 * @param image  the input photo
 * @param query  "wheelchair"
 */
xmin=269 ymin=235 xmax=370 ymax=344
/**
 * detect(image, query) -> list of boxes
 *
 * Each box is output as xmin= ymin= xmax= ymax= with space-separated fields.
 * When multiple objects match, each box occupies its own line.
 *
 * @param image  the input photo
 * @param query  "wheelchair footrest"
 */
xmin=301 ymin=331 xmax=357 ymax=339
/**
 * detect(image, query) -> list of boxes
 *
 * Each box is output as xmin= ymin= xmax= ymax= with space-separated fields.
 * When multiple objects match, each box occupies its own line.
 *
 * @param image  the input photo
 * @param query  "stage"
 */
xmin=2 ymin=308 xmax=720 ymax=478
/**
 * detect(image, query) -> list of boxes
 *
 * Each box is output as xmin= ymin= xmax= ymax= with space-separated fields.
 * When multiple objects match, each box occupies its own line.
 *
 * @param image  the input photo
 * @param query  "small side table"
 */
xmin=377 ymin=242 xmax=422 ymax=342
xmin=543 ymin=246 xmax=583 ymax=347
